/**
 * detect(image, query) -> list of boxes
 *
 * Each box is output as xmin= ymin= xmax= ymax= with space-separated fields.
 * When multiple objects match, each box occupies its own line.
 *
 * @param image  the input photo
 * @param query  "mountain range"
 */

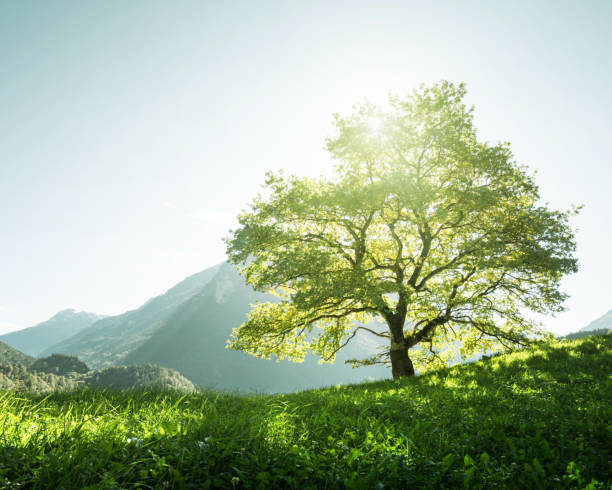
xmin=25 ymin=262 xmax=388 ymax=392
xmin=39 ymin=264 xmax=222 ymax=367
xmin=6 ymin=261 xmax=607 ymax=393
xmin=0 ymin=309 xmax=105 ymax=356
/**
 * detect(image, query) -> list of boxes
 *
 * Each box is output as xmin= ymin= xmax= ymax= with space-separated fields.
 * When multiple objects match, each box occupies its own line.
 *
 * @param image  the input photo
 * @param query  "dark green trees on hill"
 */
xmin=31 ymin=354 xmax=89 ymax=375
xmin=83 ymin=364 xmax=196 ymax=392
xmin=0 ymin=362 xmax=81 ymax=393
xmin=0 ymin=344 xmax=196 ymax=394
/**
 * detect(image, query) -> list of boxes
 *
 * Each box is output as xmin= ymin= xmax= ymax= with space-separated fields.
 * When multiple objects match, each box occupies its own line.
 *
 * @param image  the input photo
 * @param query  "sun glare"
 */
xmin=366 ymin=115 xmax=385 ymax=137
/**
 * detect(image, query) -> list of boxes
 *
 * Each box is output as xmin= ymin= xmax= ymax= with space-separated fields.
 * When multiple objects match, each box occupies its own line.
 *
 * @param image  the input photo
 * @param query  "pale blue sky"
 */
xmin=1 ymin=1 xmax=610 ymax=335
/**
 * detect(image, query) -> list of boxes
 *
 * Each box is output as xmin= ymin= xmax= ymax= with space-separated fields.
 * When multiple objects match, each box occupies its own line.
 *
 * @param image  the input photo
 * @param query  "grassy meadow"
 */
xmin=0 ymin=334 xmax=610 ymax=489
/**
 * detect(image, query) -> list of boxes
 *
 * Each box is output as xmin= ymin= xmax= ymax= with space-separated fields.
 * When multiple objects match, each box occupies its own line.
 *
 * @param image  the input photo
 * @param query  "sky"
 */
xmin=1 ymin=0 xmax=611 ymax=336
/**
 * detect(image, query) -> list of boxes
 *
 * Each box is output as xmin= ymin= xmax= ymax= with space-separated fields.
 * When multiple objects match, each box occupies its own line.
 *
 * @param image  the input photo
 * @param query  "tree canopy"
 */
xmin=225 ymin=81 xmax=578 ymax=378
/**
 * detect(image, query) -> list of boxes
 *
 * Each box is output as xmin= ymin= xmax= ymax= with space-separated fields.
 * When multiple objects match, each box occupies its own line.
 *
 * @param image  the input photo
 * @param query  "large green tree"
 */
xmin=225 ymin=81 xmax=578 ymax=378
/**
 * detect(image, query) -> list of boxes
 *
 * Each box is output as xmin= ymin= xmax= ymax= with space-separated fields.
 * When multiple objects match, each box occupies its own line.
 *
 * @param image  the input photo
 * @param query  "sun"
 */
xmin=366 ymin=115 xmax=385 ymax=137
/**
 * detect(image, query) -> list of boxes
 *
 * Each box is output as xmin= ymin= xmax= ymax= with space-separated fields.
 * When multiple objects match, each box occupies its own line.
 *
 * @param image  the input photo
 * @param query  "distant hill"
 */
xmin=30 ymin=353 xmax=90 ymax=376
xmin=0 ymin=309 xmax=105 ymax=356
xmin=125 ymin=262 xmax=389 ymax=392
xmin=0 ymin=362 xmax=81 ymax=393
xmin=580 ymin=309 xmax=612 ymax=332
xmin=0 ymin=343 xmax=196 ymax=394
xmin=561 ymin=328 xmax=612 ymax=341
xmin=83 ymin=364 xmax=196 ymax=392
xmin=40 ymin=264 xmax=222 ymax=367
xmin=0 ymin=361 xmax=196 ymax=394
xmin=0 ymin=341 xmax=35 ymax=366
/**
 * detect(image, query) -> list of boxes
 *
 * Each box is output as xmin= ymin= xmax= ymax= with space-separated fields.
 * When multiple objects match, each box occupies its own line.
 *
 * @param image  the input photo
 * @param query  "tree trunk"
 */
xmin=386 ymin=307 xmax=415 ymax=378
xmin=390 ymin=339 xmax=415 ymax=378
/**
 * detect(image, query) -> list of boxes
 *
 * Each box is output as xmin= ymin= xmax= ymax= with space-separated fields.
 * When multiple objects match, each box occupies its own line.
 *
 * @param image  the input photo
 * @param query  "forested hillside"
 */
xmin=0 ymin=345 xmax=196 ymax=394
xmin=0 ymin=341 xmax=34 ymax=366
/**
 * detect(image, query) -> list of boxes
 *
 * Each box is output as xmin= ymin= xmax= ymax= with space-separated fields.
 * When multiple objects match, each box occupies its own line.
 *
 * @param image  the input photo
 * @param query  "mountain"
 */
xmin=0 ymin=341 xmax=35 ymax=366
xmin=0 ymin=309 xmax=105 ymax=357
xmin=124 ymin=262 xmax=389 ymax=392
xmin=40 ymin=264 xmax=222 ymax=367
xmin=40 ymin=262 xmax=390 ymax=392
xmin=580 ymin=309 xmax=612 ymax=332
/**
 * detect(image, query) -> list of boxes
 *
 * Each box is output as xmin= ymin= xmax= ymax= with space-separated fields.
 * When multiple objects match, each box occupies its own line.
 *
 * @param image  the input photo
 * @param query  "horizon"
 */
xmin=1 ymin=1 xmax=611 ymax=336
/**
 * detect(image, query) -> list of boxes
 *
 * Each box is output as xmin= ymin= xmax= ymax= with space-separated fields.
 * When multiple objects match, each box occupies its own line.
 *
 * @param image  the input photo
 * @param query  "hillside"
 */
xmin=0 ymin=341 xmax=35 ymax=366
xmin=561 ymin=328 xmax=612 ymax=341
xmin=0 ymin=309 xmax=105 ymax=356
xmin=40 ymin=263 xmax=222 ymax=366
xmin=0 ymin=363 xmax=81 ymax=393
xmin=124 ymin=262 xmax=389 ymax=392
xmin=580 ymin=308 xmax=612 ymax=332
xmin=0 ymin=334 xmax=609 ymax=488
xmin=0 ymin=342 xmax=196 ymax=394
xmin=0 ymin=361 xmax=196 ymax=394
xmin=83 ymin=364 xmax=196 ymax=392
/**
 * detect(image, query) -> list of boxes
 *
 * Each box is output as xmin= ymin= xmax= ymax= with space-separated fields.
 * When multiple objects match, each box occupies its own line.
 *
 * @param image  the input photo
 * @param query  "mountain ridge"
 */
xmin=124 ymin=262 xmax=389 ymax=392
xmin=40 ymin=263 xmax=223 ymax=366
xmin=579 ymin=308 xmax=612 ymax=332
xmin=0 ymin=310 xmax=105 ymax=357
xmin=42 ymin=262 xmax=389 ymax=392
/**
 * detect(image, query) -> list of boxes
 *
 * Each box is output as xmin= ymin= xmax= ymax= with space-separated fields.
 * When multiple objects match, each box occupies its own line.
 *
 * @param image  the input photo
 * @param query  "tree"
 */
xmin=225 ymin=81 xmax=578 ymax=378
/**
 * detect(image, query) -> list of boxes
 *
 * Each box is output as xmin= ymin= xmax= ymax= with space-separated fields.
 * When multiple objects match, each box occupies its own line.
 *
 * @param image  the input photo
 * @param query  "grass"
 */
xmin=0 ymin=334 xmax=610 ymax=489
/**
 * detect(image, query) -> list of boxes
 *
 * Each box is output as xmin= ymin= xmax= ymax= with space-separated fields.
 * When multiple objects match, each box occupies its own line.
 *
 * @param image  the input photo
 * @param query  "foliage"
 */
xmin=0 ymin=335 xmax=609 ymax=488
xmin=0 ymin=362 xmax=82 ymax=394
xmin=0 ymin=360 xmax=196 ymax=395
xmin=226 ymin=81 xmax=578 ymax=376
xmin=0 ymin=341 xmax=35 ymax=366
xmin=83 ymin=364 xmax=197 ymax=392
xmin=30 ymin=354 xmax=90 ymax=375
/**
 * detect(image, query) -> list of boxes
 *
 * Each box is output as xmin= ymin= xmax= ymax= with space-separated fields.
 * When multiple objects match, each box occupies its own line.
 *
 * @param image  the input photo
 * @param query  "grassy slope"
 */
xmin=0 ymin=335 xmax=610 ymax=489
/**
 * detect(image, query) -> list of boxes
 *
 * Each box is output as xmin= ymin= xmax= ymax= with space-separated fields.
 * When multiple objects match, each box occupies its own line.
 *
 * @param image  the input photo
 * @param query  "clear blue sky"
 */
xmin=1 ymin=1 xmax=610 ymax=335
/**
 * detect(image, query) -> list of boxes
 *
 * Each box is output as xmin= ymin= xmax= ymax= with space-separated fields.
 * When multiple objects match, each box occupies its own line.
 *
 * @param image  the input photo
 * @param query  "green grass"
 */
xmin=0 ymin=335 xmax=610 ymax=489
